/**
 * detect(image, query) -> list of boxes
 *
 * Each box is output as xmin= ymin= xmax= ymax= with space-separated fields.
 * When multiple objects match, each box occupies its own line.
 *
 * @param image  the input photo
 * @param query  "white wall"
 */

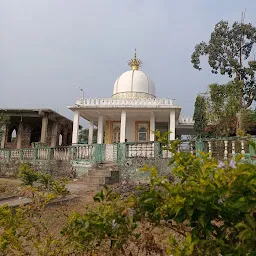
xmin=105 ymin=144 xmax=114 ymax=162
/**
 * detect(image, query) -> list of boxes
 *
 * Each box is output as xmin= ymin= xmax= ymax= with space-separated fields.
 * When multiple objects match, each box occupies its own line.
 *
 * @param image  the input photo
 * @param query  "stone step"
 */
xmin=95 ymin=163 xmax=118 ymax=169
xmin=91 ymin=166 xmax=119 ymax=172
xmin=81 ymin=176 xmax=111 ymax=185
xmin=88 ymin=169 xmax=112 ymax=177
xmin=72 ymin=162 xmax=92 ymax=167
xmin=89 ymin=169 xmax=118 ymax=174
xmin=76 ymin=162 xmax=120 ymax=185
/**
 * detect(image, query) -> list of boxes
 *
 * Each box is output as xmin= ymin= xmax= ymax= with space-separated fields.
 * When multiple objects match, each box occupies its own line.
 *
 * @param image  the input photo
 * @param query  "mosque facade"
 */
xmin=69 ymin=51 xmax=194 ymax=145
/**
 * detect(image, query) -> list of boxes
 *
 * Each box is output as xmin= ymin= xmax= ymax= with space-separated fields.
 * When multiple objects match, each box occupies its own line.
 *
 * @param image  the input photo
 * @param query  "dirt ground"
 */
xmin=0 ymin=178 xmax=108 ymax=234
xmin=42 ymin=181 xmax=99 ymax=235
xmin=0 ymin=178 xmax=180 ymax=255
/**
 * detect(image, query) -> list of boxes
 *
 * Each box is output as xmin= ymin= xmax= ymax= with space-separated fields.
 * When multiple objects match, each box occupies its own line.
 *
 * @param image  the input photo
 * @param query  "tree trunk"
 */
xmin=235 ymin=77 xmax=245 ymax=136
xmin=236 ymin=111 xmax=244 ymax=136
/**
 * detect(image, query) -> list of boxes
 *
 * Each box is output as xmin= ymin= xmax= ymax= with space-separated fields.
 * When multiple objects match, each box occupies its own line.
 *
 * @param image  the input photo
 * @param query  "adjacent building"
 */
xmin=0 ymin=109 xmax=74 ymax=149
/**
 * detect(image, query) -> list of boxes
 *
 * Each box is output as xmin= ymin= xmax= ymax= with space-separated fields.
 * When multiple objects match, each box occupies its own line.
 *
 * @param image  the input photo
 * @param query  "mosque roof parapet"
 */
xmin=70 ymin=97 xmax=181 ymax=109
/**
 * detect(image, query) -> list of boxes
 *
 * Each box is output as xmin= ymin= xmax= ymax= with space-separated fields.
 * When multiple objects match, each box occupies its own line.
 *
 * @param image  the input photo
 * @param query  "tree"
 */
xmin=193 ymin=94 xmax=207 ymax=137
xmin=79 ymin=128 xmax=97 ymax=144
xmin=191 ymin=20 xmax=256 ymax=132
xmin=240 ymin=108 xmax=256 ymax=134
xmin=206 ymin=81 xmax=241 ymax=136
xmin=194 ymin=81 xmax=256 ymax=137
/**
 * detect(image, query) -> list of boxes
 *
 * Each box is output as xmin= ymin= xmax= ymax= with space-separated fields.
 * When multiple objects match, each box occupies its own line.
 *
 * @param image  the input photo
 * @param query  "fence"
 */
xmin=198 ymin=138 xmax=252 ymax=160
xmin=118 ymin=138 xmax=255 ymax=163
xmin=0 ymin=145 xmax=93 ymax=162
xmin=124 ymin=141 xmax=194 ymax=160
xmin=0 ymin=137 xmax=255 ymax=164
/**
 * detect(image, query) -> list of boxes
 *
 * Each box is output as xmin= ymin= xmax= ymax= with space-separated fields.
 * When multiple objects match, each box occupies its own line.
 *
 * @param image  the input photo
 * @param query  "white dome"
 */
xmin=112 ymin=70 xmax=156 ymax=99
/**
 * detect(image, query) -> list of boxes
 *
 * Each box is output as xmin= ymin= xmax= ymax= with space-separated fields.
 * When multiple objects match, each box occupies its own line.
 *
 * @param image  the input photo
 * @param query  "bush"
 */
xmin=50 ymin=179 xmax=69 ymax=196
xmin=18 ymin=163 xmax=39 ymax=186
xmin=2 ymin=137 xmax=256 ymax=255
xmin=0 ymin=189 xmax=65 ymax=255
xmin=62 ymin=138 xmax=256 ymax=255
xmin=38 ymin=172 xmax=52 ymax=190
xmin=18 ymin=164 xmax=69 ymax=197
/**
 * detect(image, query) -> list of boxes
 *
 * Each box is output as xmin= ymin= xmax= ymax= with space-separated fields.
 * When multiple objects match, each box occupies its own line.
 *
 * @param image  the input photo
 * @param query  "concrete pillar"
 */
xmin=150 ymin=112 xmax=155 ymax=142
xmin=72 ymin=110 xmax=80 ymax=144
xmin=17 ymin=121 xmax=24 ymax=149
xmin=51 ymin=122 xmax=58 ymax=147
xmin=40 ymin=116 xmax=48 ymax=144
xmin=67 ymin=129 xmax=72 ymax=145
xmin=88 ymin=120 xmax=94 ymax=145
xmin=1 ymin=125 xmax=7 ymax=149
xmin=169 ymin=110 xmax=176 ymax=141
xmin=63 ymin=129 xmax=68 ymax=146
xmin=120 ymin=110 xmax=126 ymax=143
xmin=97 ymin=115 xmax=103 ymax=144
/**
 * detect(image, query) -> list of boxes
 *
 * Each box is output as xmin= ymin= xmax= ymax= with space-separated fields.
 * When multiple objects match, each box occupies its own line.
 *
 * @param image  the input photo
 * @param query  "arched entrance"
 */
xmin=30 ymin=126 xmax=41 ymax=144
xmin=7 ymin=127 xmax=17 ymax=143
xmin=112 ymin=126 xmax=120 ymax=143
xmin=59 ymin=133 xmax=63 ymax=146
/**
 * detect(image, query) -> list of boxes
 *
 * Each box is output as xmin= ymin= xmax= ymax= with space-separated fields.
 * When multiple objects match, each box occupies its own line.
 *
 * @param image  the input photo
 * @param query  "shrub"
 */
xmin=38 ymin=172 xmax=52 ymax=190
xmin=0 ymin=189 xmax=66 ymax=256
xmin=62 ymin=138 xmax=256 ymax=255
xmin=18 ymin=164 xmax=69 ymax=197
xmin=61 ymin=186 xmax=139 ymax=254
xmin=2 ymin=137 xmax=256 ymax=255
xmin=50 ymin=179 xmax=69 ymax=196
xmin=18 ymin=163 xmax=39 ymax=186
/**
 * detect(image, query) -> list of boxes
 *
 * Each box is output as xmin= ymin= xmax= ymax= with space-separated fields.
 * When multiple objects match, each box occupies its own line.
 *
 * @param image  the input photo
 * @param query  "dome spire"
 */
xmin=128 ymin=49 xmax=142 ymax=70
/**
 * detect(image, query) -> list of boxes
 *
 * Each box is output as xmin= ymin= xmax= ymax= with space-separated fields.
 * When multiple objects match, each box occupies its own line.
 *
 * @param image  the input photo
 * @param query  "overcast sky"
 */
xmin=1 ymin=0 xmax=256 ymax=126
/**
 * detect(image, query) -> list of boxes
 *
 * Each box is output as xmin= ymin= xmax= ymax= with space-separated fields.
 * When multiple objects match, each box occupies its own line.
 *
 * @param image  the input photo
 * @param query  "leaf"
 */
xmin=93 ymin=192 xmax=103 ymax=202
xmin=238 ymin=229 xmax=253 ymax=241
xmin=248 ymin=140 xmax=256 ymax=152
xmin=186 ymin=233 xmax=192 ymax=244
xmin=245 ymin=214 xmax=256 ymax=230
xmin=198 ymin=213 xmax=205 ymax=228
xmin=235 ymin=222 xmax=248 ymax=229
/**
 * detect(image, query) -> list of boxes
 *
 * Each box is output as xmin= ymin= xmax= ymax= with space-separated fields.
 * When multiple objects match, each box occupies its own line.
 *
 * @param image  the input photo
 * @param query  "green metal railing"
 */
xmin=0 ymin=137 xmax=255 ymax=165
xmin=0 ymin=144 xmax=93 ymax=163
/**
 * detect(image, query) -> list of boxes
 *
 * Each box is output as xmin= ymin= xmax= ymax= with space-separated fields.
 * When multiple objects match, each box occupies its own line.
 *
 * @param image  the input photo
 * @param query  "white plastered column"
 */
xmin=97 ymin=115 xmax=104 ymax=144
xmin=40 ymin=116 xmax=48 ymax=143
xmin=120 ymin=110 xmax=126 ymax=143
xmin=88 ymin=120 xmax=94 ymax=145
xmin=17 ymin=121 xmax=24 ymax=149
xmin=169 ymin=110 xmax=176 ymax=141
xmin=51 ymin=122 xmax=59 ymax=147
xmin=150 ymin=112 xmax=155 ymax=141
xmin=0 ymin=125 xmax=7 ymax=149
xmin=72 ymin=110 xmax=80 ymax=144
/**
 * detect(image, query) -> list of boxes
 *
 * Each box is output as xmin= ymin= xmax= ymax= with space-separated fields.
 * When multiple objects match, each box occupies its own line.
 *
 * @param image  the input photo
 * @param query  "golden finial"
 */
xmin=128 ymin=49 xmax=142 ymax=70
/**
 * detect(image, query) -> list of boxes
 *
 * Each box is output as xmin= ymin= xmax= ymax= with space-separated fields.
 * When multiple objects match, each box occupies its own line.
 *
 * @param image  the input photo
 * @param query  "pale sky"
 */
xmin=1 ymin=0 xmax=256 ymax=126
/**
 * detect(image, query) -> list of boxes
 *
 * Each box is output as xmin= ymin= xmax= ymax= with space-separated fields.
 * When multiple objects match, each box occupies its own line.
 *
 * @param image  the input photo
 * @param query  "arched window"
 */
xmin=112 ymin=127 xmax=120 ymax=143
xmin=59 ymin=134 xmax=63 ymax=146
xmin=7 ymin=127 xmax=17 ymax=142
xmin=138 ymin=127 xmax=147 ymax=141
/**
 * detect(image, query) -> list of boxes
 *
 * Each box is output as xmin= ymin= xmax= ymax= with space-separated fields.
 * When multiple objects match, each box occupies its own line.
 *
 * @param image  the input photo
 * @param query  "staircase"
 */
xmin=72 ymin=161 xmax=92 ymax=177
xmin=80 ymin=162 xmax=120 ymax=186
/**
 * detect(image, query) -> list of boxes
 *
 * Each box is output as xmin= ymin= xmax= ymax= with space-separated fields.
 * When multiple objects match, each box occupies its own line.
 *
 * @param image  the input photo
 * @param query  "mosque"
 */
xmin=69 ymin=50 xmax=194 ymax=145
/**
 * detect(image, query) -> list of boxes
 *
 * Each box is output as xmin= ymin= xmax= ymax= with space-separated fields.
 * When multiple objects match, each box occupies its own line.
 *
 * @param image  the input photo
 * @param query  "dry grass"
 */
xmin=0 ymin=177 xmax=21 ymax=197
